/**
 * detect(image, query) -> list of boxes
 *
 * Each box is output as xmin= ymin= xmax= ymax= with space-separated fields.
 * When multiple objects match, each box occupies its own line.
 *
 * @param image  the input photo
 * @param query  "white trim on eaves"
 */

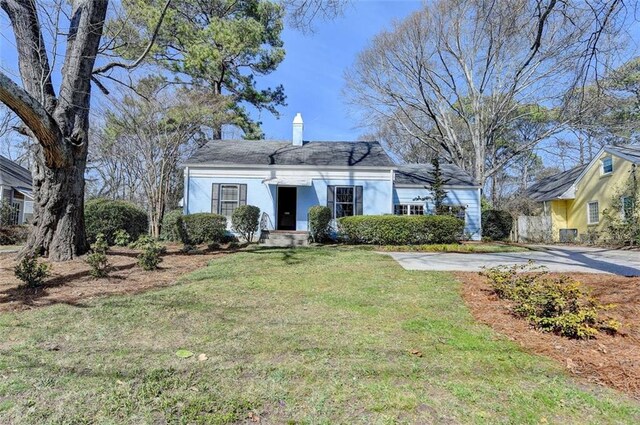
xmin=572 ymin=146 xmax=640 ymax=189
xmin=188 ymin=167 xmax=394 ymax=181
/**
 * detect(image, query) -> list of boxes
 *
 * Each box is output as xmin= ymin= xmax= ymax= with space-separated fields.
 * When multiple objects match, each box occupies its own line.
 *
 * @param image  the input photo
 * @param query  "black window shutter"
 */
xmin=239 ymin=184 xmax=247 ymax=206
xmin=327 ymin=185 xmax=335 ymax=218
xmin=211 ymin=183 xmax=220 ymax=213
xmin=355 ymin=186 xmax=363 ymax=215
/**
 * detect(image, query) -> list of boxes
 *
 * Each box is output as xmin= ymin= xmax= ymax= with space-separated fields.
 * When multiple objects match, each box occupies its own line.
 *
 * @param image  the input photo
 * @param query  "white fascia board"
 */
xmin=604 ymin=146 xmax=640 ymax=164
xmin=571 ymin=147 xmax=606 ymax=187
xmin=189 ymin=167 xmax=394 ymax=181
xmin=182 ymin=163 xmax=397 ymax=172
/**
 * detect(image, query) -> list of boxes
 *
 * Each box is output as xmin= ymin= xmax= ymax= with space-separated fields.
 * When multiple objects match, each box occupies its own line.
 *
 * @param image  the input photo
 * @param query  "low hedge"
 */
xmin=338 ymin=215 xmax=464 ymax=245
xmin=85 ymin=199 xmax=148 ymax=245
xmin=308 ymin=205 xmax=332 ymax=242
xmin=0 ymin=225 xmax=29 ymax=245
xmin=177 ymin=213 xmax=227 ymax=245
xmin=482 ymin=209 xmax=513 ymax=241
xmin=161 ymin=209 xmax=183 ymax=241
xmin=231 ymin=205 xmax=260 ymax=242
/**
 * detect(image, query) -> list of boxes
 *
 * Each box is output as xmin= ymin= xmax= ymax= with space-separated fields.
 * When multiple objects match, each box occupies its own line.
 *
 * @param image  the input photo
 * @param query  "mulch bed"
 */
xmin=458 ymin=271 xmax=640 ymax=399
xmin=0 ymin=244 xmax=232 ymax=313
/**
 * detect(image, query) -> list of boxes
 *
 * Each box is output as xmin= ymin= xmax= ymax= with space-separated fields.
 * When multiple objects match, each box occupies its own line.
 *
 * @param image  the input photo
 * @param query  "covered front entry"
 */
xmin=277 ymin=186 xmax=297 ymax=230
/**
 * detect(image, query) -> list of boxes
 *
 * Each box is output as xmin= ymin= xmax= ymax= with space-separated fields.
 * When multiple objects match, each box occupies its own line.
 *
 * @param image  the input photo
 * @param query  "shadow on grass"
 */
xmin=0 ymin=262 xmax=139 ymax=309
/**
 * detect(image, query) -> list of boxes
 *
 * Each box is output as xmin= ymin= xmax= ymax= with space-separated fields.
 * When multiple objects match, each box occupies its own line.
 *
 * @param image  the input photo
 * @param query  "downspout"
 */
xmin=184 ymin=166 xmax=190 ymax=215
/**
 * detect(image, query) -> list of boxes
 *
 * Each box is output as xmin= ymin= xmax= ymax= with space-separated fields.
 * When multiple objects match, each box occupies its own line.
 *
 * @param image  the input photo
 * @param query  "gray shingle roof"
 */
xmin=0 ymin=155 xmax=32 ymax=190
xmin=606 ymin=144 xmax=640 ymax=163
xmin=184 ymin=140 xmax=395 ymax=167
xmin=394 ymin=163 xmax=479 ymax=187
xmin=525 ymin=165 xmax=586 ymax=202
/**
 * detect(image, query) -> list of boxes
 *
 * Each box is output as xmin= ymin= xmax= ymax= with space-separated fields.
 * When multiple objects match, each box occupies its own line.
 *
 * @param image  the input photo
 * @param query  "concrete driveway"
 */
xmin=387 ymin=245 xmax=640 ymax=276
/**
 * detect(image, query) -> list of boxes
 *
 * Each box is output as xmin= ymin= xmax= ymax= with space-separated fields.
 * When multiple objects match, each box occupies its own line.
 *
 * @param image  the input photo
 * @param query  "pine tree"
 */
xmin=430 ymin=157 xmax=449 ymax=215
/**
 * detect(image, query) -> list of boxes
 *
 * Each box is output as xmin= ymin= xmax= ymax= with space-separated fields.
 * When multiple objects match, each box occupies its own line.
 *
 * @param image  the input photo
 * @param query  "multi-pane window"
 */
xmin=219 ymin=185 xmax=239 ymax=217
xmin=394 ymin=204 xmax=424 ymax=215
xmin=335 ymin=187 xmax=354 ymax=218
xmin=587 ymin=201 xmax=599 ymax=224
xmin=10 ymin=202 xmax=20 ymax=225
xmin=622 ymin=196 xmax=634 ymax=220
xmin=601 ymin=156 xmax=613 ymax=174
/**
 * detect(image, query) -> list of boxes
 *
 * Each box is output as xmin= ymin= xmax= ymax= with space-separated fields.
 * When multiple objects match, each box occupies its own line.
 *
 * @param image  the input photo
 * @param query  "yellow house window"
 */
xmin=601 ymin=156 xmax=613 ymax=175
xmin=622 ymin=196 xmax=634 ymax=220
xmin=587 ymin=201 xmax=599 ymax=225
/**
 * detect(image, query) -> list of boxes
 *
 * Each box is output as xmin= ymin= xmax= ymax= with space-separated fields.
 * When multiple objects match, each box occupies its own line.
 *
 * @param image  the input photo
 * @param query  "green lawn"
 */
xmin=0 ymin=248 xmax=637 ymax=424
xmin=372 ymin=242 xmax=529 ymax=253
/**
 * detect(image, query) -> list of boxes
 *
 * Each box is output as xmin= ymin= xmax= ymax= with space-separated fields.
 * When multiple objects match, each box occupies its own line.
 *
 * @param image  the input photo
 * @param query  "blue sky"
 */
xmin=0 ymin=0 xmax=421 ymax=142
xmin=253 ymin=1 xmax=422 ymax=141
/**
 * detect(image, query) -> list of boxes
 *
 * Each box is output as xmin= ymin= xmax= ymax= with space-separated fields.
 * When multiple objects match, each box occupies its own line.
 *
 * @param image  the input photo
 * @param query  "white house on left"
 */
xmin=0 ymin=155 xmax=33 ymax=225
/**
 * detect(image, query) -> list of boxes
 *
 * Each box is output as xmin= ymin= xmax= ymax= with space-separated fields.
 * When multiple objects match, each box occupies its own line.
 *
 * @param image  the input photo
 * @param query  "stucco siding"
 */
xmin=549 ymin=200 xmax=569 ymax=241
xmin=567 ymin=152 xmax=633 ymax=239
xmin=393 ymin=186 xmax=482 ymax=240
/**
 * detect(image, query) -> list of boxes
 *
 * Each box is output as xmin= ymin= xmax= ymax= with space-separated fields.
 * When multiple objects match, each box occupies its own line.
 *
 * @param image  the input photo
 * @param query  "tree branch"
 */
xmin=92 ymin=0 xmax=173 ymax=75
xmin=0 ymin=71 xmax=68 ymax=168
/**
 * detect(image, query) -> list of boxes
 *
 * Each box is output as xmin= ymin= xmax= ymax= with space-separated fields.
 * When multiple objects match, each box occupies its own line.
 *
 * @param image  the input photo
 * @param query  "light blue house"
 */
xmin=183 ymin=114 xmax=482 ymax=241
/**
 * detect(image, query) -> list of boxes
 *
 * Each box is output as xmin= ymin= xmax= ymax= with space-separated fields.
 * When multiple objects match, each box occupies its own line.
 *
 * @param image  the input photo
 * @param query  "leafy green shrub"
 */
xmin=0 ymin=200 xmax=16 ymax=226
xmin=161 ymin=209 xmax=183 ymax=241
xmin=113 ymin=229 xmax=130 ymax=247
xmin=177 ymin=213 xmax=227 ymax=245
xmin=481 ymin=262 xmax=620 ymax=339
xmin=481 ymin=209 xmax=513 ymax=241
xmin=0 ymin=225 xmax=29 ymax=245
xmin=85 ymin=198 xmax=148 ymax=245
xmin=14 ymin=253 xmax=50 ymax=288
xmin=231 ymin=205 xmax=260 ymax=242
xmin=308 ymin=205 xmax=332 ymax=243
xmin=338 ymin=215 xmax=464 ymax=245
xmin=137 ymin=238 xmax=164 ymax=271
xmin=86 ymin=233 xmax=110 ymax=278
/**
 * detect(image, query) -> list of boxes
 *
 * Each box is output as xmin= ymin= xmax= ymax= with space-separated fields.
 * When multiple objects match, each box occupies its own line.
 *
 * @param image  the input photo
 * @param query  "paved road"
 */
xmin=387 ymin=245 xmax=640 ymax=276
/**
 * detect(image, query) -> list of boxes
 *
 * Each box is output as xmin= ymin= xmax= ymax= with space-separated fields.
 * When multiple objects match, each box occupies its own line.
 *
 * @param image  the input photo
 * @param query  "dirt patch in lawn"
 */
xmin=0 ymin=244 xmax=232 ymax=313
xmin=458 ymin=272 xmax=640 ymax=399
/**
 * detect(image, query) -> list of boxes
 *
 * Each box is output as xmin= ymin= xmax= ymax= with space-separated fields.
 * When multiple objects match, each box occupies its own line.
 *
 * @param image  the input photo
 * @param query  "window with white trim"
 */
xmin=10 ymin=202 xmax=20 ymax=225
xmin=335 ymin=186 xmax=354 ymax=218
xmin=587 ymin=201 xmax=599 ymax=224
xmin=601 ymin=156 xmax=613 ymax=175
xmin=219 ymin=184 xmax=240 ymax=218
xmin=394 ymin=204 xmax=424 ymax=215
xmin=622 ymin=196 xmax=634 ymax=220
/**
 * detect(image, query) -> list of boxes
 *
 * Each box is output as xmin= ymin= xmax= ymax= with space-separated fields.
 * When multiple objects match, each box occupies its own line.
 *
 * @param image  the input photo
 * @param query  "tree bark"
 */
xmin=0 ymin=0 xmax=108 ymax=260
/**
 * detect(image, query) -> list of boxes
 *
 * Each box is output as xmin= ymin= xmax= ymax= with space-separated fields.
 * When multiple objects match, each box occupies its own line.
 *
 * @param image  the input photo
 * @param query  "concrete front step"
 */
xmin=260 ymin=231 xmax=309 ymax=247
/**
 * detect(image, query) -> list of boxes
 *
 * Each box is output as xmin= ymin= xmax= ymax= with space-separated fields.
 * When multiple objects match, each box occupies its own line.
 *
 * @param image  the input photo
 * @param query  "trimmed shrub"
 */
xmin=86 ymin=233 xmax=110 ymax=278
xmin=161 ymin=209 xmax=183 ymax=241
xmin=481 ymin=209 xmax=513 ymax=241
xmin=231 ymin=205 xmax=260 ymax=242
xmin=177 ymin=213 xmax=227 ymax=245
xmin=0 ymin=225 xmax=29 ymax=246
xmin=481 ymin=262 xmax=620 ymax=339
xmin=14 ymin=253 xmax=50 ymax=288
xmin=338 ymin=215 xmax=464 ymax=245
xmin=85 ymin=199 xmax=148 ymax=245
xmin=113 ymin=229 xmax=130 ymax=247
xmin=137 ymin=238 xmax=163 ymax=271
xmin=308 ymin=206 xmax=333 ymax=243
xmin=0 ymin=200 xmax=16 ymax=226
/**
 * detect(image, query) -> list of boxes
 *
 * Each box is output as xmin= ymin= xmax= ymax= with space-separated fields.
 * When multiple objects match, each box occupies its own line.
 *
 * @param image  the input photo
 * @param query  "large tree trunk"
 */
xmin=0 ymin=0 xmax=108 ymax=260
xmin=26 ymin=145 xmax=88 ymax=260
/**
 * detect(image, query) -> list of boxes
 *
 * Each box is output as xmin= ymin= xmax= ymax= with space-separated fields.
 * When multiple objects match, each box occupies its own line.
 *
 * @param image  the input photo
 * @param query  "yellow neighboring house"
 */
xmin=526 ymin=144 xmax=640 ymax=242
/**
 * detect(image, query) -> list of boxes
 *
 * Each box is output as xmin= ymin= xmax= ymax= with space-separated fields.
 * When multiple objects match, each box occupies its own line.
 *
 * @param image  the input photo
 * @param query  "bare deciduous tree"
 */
xmin=92 ymin=80 xmax=220 ymax=238
xmin=345 ymin=0 xmax=626 ymax=186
